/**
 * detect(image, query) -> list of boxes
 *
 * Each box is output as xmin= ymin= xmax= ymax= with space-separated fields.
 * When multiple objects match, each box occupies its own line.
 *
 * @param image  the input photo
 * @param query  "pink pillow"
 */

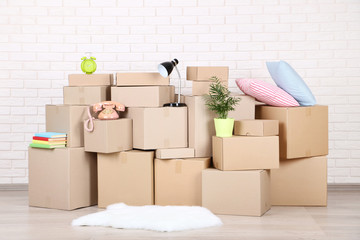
xmin=236 ymin=78 xmax=299 ymax=107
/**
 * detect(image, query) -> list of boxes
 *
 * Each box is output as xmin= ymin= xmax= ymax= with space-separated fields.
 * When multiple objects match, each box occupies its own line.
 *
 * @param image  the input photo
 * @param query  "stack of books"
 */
xmin=29 ymin=132 xmax=67 ymax=149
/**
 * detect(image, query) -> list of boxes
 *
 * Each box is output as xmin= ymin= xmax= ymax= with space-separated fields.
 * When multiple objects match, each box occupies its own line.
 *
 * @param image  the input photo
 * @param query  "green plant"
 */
xmin=204 ymin=76 xmax=240 ymax=119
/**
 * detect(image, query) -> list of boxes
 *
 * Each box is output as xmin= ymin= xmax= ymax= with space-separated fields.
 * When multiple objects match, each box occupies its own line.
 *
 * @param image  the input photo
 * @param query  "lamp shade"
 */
xmin=158 ymin=59 xmax=179 ymax=78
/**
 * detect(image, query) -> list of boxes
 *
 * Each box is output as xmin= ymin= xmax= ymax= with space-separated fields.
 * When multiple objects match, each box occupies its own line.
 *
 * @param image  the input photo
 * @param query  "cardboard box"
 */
xmin=234 ymin=120 xmax=279 ymax=136
xmin=68 ymin=74 xmax=113 ymax=86
xmin=202 ymin=168 xmax=271 ymax=216
xmin=212 ymin=136 xmax=279 ymax=170
xmin=125 ymin=107 xmax=187 ymax=150
xmin=228 ymin=94 xmax=255 ymax=120
xmin=63 ymin=86 xmax=110 ymax=105
xmin=155 ymin=158 xmax=211 ymax=206
xmin=156 ymin=148 xmax=195 ymax=159
xmin=187 ymin=66 xmax=229 ymax=81
xmin=255 ymin=105 xmax=328 ymax=159
xmin=111 ymin=86 xmax=175 ymax=107
xmin=271 ymin=156 xmax=327 ymax=206
xmin=46 ymin=105 xmax=88 ymax=147
xmin=184 ymin=95 xmax=216 ymax=157
xmin=116 ymin=72 xmax=170 ymax=86
xmin=97 ymin=150 xmax=154 ymax=208
xmin=28 ymin=147 xmax=97 ymax=210
xmin=192 ymin=80 xmax=228 ymax=96
xmin=84 ymin=119 xmax=132 ymax=153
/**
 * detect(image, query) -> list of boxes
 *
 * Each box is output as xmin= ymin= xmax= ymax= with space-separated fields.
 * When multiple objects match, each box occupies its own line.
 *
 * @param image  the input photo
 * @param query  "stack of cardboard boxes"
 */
xmin=28 ymin=73 xmax=114 ymax=210
xmin=27 ymin=66 xmax=328 ymax=215
xmin=256 ymin=105 xmax=328 ymax=206
xmin=202 ymin=119 xmax=280 ymax=216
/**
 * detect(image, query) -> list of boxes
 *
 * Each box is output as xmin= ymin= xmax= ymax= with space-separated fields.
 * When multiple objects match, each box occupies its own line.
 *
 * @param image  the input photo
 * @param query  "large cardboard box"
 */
xmin=212 ymin=136 xmax=279 ymax=170
xmin=84 ymin=119 xmax=132 ymax=153
xmin=111 ymin=86 xmax=175 ymax=107
xmin=185 ymin=95 xmax=254 ymax=157
xmin=185 ymin=96 xmax=216 ymax=157
xmin=97 ymin=150 xmax=154 ymax=208
xmin=187 ymin=66 xmax=229 ymax=81
xmin=228 ymin=94 xmax=255 ymax=120
xmin=125 ymin=107 xmax=187 ymax=150
xmin=234 ymin=119 xmax=279 ymax=136
xmin=256 ymin=105 xmax=328 ymax=159
xmin=68 ymin=74 xmax=113 ymax=86
xmin=155 ymin=158 xmax=211 ymax=206
xmin=192 ymin=80 xmax=228 ymax=96
xmin=202 ymin=168 xmax=271 ymax=216
xmin=156 ymin=148 xmax=195 ymax=159
xmin=271 ymin=156 xmax=327 ymax=206
xmin=28 ymin=147 xmax=97 ymax=210
xmin=63 ymin=86 xmax=110 ymax=105
xmin=46 ymin=105 xmax=88 ymax=147
xmin=116 ymin=72 xmax=169 ymax=86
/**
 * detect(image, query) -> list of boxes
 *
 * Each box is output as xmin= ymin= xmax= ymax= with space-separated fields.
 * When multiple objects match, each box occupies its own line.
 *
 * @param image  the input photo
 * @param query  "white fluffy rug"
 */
xmin=72 ymin=203 xmax=222 ymax=232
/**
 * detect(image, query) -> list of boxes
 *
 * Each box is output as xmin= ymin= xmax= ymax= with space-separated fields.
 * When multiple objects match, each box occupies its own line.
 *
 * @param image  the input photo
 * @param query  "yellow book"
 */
xmin=32 ymin=140 xmax=66 ymax=145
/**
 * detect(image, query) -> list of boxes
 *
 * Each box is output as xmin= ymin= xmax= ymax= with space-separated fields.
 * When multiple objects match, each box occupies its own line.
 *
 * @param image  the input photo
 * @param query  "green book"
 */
xmin=29 ymin=143 xmax=66 ymax=149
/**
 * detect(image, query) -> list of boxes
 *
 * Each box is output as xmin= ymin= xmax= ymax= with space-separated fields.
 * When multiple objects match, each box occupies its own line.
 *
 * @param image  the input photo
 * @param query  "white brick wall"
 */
xmin=0 ymin=0 xmax=359 ymax=184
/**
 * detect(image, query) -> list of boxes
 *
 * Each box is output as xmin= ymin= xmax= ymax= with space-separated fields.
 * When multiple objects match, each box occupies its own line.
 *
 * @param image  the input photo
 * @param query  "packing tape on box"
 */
xmin=163 ymin=107 xmax=170 ymax=118
xmin=175 ymin=161 xmax=182 ymax=174
xmin=164 ymin=138 xmax=170 ymax=148
xmin=121 ymin=153 xmax=127 ymax=164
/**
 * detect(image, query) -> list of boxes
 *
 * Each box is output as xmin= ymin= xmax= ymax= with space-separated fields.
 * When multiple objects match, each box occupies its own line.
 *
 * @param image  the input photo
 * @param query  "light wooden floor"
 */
xmin=0 ymin=187 xmax=359 ymax=240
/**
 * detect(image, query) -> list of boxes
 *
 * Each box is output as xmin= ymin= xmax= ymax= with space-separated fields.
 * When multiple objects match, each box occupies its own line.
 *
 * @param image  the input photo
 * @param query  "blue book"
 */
xmin=34 ymin=132 xmax=67 ymax=139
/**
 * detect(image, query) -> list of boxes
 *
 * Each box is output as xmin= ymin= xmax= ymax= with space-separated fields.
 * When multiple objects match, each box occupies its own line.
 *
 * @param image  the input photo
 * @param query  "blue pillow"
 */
xmin=266 ymin=61 xmax=316 ymax=106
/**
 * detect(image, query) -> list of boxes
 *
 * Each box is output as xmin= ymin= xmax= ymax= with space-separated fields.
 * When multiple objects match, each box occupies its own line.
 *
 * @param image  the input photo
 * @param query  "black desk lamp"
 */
xmin=158 ymin=59 xmax=187 ymax=107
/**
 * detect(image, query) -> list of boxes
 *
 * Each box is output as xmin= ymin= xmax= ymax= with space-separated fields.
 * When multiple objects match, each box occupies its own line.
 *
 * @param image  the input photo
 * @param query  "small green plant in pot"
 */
xmin=204 ymin=77 xmax=240 ymax=137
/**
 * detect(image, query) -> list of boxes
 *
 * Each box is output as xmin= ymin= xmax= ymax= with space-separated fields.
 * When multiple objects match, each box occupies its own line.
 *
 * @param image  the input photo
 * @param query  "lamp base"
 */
xmin=163 ymin=102 xmax=187 ymax=107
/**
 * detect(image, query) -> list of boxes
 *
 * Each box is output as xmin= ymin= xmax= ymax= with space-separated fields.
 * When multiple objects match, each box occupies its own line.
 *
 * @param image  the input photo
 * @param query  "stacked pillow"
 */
xmin=236 ymin=78 xmax=299 ymax=107
xmin=236 ymin=60 xmax=316 ymax=107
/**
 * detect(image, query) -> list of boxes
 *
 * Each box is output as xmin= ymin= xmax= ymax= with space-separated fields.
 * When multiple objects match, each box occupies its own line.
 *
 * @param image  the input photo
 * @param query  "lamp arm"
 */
xmin=174 ymin=65 xmax=181 ymax=104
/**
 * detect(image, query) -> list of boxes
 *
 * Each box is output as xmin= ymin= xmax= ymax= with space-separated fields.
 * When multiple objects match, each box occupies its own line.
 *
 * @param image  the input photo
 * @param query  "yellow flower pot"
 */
xmin=214 ymin=118 xmax=234 ymax=137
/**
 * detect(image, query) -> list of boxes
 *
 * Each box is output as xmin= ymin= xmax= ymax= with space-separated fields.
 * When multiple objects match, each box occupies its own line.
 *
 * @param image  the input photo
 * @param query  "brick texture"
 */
xmin=0 ymin=0 xmax=359 ymax=184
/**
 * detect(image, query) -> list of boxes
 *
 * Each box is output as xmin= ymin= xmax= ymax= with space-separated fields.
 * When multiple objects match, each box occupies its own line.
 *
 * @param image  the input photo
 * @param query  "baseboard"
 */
xmin=328 ymin=184 xmax=360 ymax=191
xmin=0 ymin=184 xmax=28 ymax=191
xmin=0 ymin=183 xmax=359 ymax=191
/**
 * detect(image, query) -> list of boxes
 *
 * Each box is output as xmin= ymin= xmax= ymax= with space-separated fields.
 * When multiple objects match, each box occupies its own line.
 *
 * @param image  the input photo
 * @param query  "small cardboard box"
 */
xmin=63 ymin=86 xmax=110 ymax=105
xmin=111 ymin=86 xmax=175 ymax=107
xmin=185 ymin=95 xmax=255 ymax=157
xmin=228 ymin=94 xmax=255 ymax=120
xmin=156 ymin=148 xmax=195 ymax=159
xmin=256 ymin=105 xmax=328 ymax=159
xmin=46 ymin=105 xmax=88 ymax=147
xmin=155 ymin=158 xmax=211 ymax=206
xmin=212 ymin=136 xmax=279 ymax=170
xmin=234 ymin=120 xmax=279 ymax=136
xmin=28 ymin=147 xmax=97 ymax=210
xmin=84 ymin=119 xmax=132 ymax=153
xmin=187 ymin=66 xmax=229 ymax=81
xmin=97 ymin=150 xmax=154 ymax=208
xmin=125 ymin=107 xmax=187 ymax=150
xmin=192 ymin=80 xmax=228 ymax=96
xmin=202 ymin=168 xmax=271 ymax=216
xmin=68 ymin=74 xmax=113 ymax=86
xmin=116 ymin=72 xmax=170 ymax=86
xmin=271 ymin=156 xmax=327 ymax=206
xmin=185 ymin=95 xmax=216 ymax=157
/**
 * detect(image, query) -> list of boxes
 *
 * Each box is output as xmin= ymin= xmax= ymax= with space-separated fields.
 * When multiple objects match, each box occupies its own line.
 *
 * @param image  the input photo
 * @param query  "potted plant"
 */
xmin=204 ymin=77 xmax=240 ymax=137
